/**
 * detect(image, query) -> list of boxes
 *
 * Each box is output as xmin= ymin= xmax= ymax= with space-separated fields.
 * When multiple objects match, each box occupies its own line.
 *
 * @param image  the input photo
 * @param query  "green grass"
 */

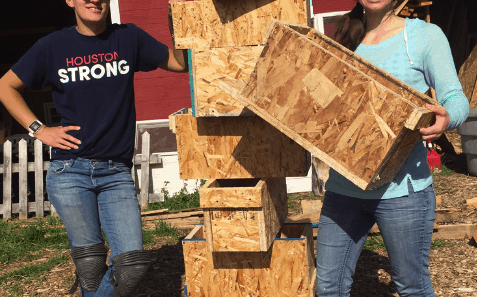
xmin=0 ymin=253 xmax=69 ymax=286
xmin=143 ymin=181 xmax=205 ymax=212
xmin=364 ymin=234 xmax=386 ymax=251
xmin=431 ymin=239 xmax=453 ymax=249
xmin=143 ymin=220 xmax=181 ymax=246
xmin=287 ymin=194 xmax=301 ymax=213
xmin=0 ymin=217 xmax=69 ymax=264
xmin=432 ymin=164 xmax=454 ymax=177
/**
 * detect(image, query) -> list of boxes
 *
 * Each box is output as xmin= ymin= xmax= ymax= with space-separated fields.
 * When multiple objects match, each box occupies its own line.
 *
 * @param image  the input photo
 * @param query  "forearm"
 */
xmin=171 ymin=48 xmax=188 ymax=71
xmin=0 ymin=71 xmax=38 ymax=131
xmin=443 ymin=90 xmax=470 ymax=130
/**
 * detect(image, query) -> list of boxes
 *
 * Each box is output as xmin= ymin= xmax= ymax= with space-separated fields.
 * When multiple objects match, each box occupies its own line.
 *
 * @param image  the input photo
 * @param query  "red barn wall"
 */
xmin=118 ymin=0 xmax=190 ymax=121
xmin=312 ymin=0 xmax=356 ymax=14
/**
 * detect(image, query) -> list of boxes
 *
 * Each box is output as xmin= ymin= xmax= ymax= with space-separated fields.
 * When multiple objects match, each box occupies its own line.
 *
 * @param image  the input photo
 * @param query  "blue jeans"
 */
xmin=46 ymin=158 xmax=143 ymax=297
xmin=316 ymin=181 xmax=436 ymax=297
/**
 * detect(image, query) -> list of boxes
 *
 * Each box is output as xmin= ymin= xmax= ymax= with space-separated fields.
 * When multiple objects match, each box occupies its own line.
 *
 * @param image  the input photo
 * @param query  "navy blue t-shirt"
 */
xmin=11 ymin=24 xmax=169 ymax=165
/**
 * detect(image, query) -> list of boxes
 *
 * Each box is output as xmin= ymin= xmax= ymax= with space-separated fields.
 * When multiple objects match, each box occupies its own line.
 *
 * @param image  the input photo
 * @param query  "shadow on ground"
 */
xmin=351 ymin=249 xmax=397 ymax=296
xmin=133 ymin=240 xmax=186 ymax=297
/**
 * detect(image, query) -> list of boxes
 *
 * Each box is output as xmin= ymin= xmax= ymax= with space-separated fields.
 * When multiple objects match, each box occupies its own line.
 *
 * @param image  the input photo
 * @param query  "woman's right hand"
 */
xmin=35 ymin=126 xmax=81 ymax=150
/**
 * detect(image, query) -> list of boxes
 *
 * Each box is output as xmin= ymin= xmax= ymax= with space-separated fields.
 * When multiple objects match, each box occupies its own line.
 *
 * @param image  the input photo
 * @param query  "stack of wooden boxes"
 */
xmin=169 ymin=0 xmax=316 ymax=296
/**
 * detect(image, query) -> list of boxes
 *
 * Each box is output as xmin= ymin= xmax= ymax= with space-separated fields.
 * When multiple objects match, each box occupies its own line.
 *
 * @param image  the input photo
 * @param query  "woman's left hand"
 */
xmin=419 ymin=103 xmax=450 ymax=141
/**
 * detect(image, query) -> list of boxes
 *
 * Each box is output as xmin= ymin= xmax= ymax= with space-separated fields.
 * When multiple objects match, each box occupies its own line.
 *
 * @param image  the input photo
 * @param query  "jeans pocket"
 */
xmin=111 ymin=162 xmax=131 ymax=173
xmin=48 ymin=160 xmax=72 ymax=175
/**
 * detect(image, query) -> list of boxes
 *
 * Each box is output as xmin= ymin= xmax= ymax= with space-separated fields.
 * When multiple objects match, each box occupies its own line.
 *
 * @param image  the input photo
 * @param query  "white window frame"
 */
xmin=110 ymin=0 xmax=121 ymax=24
xmin=313 ymin=10 xmax=351 ymax=34
xmin=43 ymin=102 xmax=61 ymax=126
xmin=135 ymin=119 xmax=173 ymax=151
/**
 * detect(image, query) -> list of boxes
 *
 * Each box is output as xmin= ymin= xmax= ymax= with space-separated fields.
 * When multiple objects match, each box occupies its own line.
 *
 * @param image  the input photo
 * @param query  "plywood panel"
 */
xmin=172 ymin=109 xmax=310 ymax=179
xmin=170 ymin=0 xmax=311 ymax=49
xmin=202 ymin=177 xmax=287 ymax=252
xmin=219 ymin=21 xmax=434 ymax=190
xmin=183 ymin=223 xmax=315 ymax=297
xmin=193 ymin=46 xmax=263 ymax=117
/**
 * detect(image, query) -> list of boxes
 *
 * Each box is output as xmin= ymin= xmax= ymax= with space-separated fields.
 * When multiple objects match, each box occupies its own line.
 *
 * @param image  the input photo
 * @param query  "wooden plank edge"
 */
xmin=217 ymin=80 xmax=369 ymax=190
xmin=432 ymin=223 xmax=477 ymax=240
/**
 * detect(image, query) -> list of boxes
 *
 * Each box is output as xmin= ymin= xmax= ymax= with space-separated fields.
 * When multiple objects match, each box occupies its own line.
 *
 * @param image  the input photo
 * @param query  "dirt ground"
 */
xmin=3 ymin=130 xmax=477 ymax=297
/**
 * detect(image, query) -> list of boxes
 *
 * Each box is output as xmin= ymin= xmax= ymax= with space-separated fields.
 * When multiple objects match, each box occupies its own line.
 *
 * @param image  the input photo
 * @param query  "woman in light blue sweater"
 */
xmin=315 ymin=0 xmax=469 ymax=296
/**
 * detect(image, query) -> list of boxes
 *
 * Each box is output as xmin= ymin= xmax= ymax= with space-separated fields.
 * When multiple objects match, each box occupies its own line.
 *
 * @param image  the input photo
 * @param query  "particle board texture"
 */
xmin=219 ymin=20 xmax=437 ymax=190
xmin=458 ymin=44 xmax=477 ymax=108
xmin=192 ymin=46 xmax=263 ymax=117
xmin=182 ymin=223 xmax=316 ymax=297
xmin=200 ymin=177 xmax=287 ymax=252
xmin=170 ymin=0 xmax=311 ymax=49
xmin=170 ymin=108 xmax=310 ymax=179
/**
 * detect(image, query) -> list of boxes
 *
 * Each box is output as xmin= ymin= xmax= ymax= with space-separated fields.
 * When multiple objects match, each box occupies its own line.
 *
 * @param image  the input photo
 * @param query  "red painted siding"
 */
xmin=312 ymin=0 xmax=356 ymax=14
xmin=118 ymin=0 xmax=190 ymax=121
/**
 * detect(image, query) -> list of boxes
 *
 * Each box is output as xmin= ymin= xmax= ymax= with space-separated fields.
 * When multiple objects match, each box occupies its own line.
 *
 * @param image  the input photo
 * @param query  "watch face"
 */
xmin=29 ymin=121 xmax=42 ymax=132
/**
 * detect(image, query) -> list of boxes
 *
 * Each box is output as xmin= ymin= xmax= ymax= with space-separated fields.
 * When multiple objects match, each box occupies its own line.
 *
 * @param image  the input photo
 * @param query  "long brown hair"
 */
xmin=333 ymin=2 xmax=366 ymax=51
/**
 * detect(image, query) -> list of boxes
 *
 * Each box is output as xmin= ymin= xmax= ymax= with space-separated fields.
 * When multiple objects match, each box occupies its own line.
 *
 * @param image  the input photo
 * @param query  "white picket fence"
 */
xmin=0 ymin=132 xmax=161 ymax=220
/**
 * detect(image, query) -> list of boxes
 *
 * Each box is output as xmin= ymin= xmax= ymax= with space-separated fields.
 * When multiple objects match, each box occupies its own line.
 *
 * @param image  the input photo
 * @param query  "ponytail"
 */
xmin=333 ymin=2 xmax=366 ymax=51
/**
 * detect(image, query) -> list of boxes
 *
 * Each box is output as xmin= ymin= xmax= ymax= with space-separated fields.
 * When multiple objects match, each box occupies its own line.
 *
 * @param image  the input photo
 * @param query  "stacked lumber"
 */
xmin=141 ymin=208 xmax=204 ymax=230
xmin=394 ymin=0 xmax=433 ymax=22
xmin=169 ymin=1 xmax=315 ymax=296
xmin=219 ymin=20 xmax=437 ymax=190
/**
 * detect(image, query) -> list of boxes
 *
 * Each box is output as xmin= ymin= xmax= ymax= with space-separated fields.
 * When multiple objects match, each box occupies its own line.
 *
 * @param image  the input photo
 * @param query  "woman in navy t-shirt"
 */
xmin=0 ymin=1 xmax=188 ymax=296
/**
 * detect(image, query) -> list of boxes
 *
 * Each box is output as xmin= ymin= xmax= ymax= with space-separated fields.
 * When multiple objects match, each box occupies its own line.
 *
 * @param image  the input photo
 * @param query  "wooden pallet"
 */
xmin=169 ymin=108 xmax=310 ymax=179
xmin=200 ymin=178 xmax=287 ymax=252
xmin=219 ymin=21 xmax=437 ymax=190
xmin=183 ymin=223 xmax=316 ymax=297
xmin=170 ymin=0 xmax=311 ymax=50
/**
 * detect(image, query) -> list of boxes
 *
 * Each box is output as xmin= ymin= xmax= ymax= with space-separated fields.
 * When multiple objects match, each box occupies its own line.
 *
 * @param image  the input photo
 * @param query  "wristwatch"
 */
xmin=28 ymin=120 xmax=44 ymax=137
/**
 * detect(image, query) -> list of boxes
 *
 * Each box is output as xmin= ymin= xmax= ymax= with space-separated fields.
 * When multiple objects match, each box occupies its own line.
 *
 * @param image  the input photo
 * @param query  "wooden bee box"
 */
xmin=200 ymin=177 xmax=287 ymax=252
xmin=169 ymin=109 xmax=310 ymax=180
xmin=191 ymin=46 xmax=262 ymax=117
xmin=183 ymin=223 xmax=316 ymax=297
xmin=219 ymin=21 xmax=438 ymax=190
xmin=170 ymin=0 xmax=311 ymax=50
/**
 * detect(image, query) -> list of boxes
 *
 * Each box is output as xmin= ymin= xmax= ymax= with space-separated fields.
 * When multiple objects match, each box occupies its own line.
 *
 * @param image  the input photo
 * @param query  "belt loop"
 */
xmin=109 ymin=160 xmax=114 ymax=169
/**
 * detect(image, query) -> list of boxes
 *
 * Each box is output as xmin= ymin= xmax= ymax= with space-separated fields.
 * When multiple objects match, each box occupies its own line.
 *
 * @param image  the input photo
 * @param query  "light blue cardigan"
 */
xmin=325 ymin=18 xmax=470 ymax=199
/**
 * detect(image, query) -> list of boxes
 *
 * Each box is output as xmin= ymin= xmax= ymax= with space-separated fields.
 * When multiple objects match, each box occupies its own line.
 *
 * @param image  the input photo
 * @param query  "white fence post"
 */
xmin=35 ymin=139 xmax=44 ymax=217
xmin=18 ymin=139 xmax=28 ymax=220
xmin=2 ymin=141 xmax=12 ymax=219
xmin=140 ymin=132 xmax=150 ymax=209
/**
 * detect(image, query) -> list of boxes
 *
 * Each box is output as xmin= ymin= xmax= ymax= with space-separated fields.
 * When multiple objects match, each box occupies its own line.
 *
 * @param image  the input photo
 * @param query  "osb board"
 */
xmin=200 ymin=178 xmax=264 ymax=208
xmin=203 ymin=177 xmax=288 ymax=251
xmin=172 ymin=110 xmax=310 ymax=179
xmin=192 ymin=46 xmax=263 ymax=117
xmin=261 ymin=21 xmax=438 ymax=108
xmin=170 ymin=0 xmax=311 ymax=49
xmin=458 ymin=44 xmax=477 ymax=108
xmin=183 ymin=224 xmax=315 ymax=297
xmin=222 ymin=21 xmax=434 ymax=190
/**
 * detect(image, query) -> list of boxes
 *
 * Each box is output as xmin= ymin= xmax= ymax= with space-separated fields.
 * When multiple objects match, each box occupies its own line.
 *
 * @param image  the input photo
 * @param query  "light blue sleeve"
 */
xmin=422 ymin=24 xmax=469 ymax=130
